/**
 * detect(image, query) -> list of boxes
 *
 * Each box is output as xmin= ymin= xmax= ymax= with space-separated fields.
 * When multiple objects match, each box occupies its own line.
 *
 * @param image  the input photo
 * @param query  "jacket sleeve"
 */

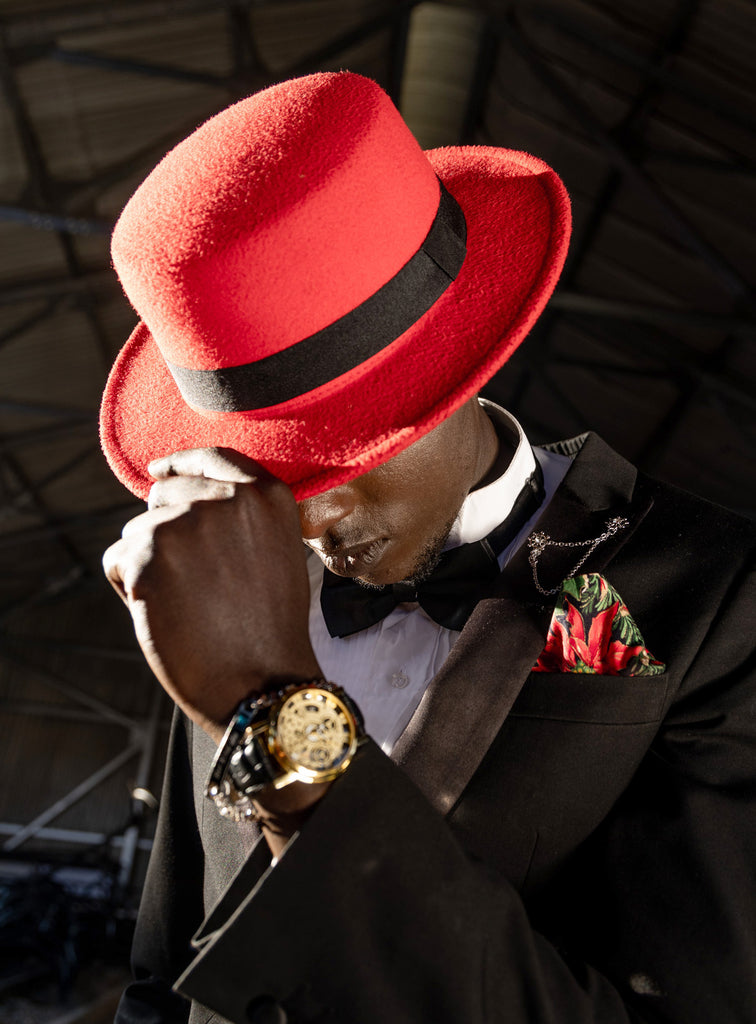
xmin=174 ymin=555 xmax=756 ymax=1024
xmin=179 ymin=738 xmax=651 ymax=1024
xmin=115 ymin=709 xmax=204 ymax=1024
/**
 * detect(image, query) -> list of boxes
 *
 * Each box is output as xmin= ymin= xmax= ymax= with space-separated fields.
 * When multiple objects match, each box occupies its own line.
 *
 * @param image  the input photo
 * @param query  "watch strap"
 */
xmin=228 ymin=727 xmax=279 ymax=795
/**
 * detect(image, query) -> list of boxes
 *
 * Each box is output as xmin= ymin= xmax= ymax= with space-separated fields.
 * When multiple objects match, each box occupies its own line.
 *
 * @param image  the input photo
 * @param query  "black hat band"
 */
xmin=165 ymin=181 xmax=467 ymax=413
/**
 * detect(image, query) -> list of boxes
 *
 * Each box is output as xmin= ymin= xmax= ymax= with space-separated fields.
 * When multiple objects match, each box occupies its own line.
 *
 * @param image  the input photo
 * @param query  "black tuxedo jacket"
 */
xmin=116 ymin=434 xmax=756 ymax=1024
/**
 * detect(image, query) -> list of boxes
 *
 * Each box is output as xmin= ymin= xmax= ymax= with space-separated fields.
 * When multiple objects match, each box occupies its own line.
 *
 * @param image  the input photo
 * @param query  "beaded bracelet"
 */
xmin=204 ymin=702 xmax=261 ymax=823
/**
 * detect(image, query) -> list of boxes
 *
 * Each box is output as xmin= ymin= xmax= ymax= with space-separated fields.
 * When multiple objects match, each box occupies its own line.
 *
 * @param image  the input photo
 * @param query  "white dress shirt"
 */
xmin=307 ymin=403 xmax=571 ymax=753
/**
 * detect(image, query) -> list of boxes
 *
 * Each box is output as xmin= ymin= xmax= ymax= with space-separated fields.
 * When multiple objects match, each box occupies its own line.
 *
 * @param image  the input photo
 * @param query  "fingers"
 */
xmin=122 ymin=502 xmax=190 ymax=537
xmin=103 ymin=448 xmax=301 ymax=616
xmin=146 ymin=448 xmax=297 ymax=531
xmin=147 ymin=447 xmax=284 ymax=511
xmin=103 ymin=504 xmax=187 ymax=601
xmin=102 ymin=536 xmax=132 ymax=605
xmin=148 ymin=446 xmax=274 ymax=485
xmin=147 ymin=474 xmax=237 ymax=511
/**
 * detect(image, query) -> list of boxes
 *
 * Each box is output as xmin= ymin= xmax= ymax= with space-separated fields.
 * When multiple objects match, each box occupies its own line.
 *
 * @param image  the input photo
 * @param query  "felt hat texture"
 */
xmin=101 ymin=71 xmax=571 ymax=500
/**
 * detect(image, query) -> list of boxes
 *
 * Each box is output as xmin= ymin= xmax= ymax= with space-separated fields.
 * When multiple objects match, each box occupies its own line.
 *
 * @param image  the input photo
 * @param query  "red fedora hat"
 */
xmin=100 ymin=71 xmax=571 ymax=500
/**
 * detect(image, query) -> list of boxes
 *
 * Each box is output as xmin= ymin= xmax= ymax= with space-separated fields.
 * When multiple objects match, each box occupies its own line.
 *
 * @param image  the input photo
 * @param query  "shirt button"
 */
xmin=390 ymin=670 xmax=410 ymax=689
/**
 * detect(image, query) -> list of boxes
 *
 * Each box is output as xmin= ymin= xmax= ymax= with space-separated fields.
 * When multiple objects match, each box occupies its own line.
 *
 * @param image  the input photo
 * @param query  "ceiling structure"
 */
xmin=0 ymin=0 xmax=753 ymax=905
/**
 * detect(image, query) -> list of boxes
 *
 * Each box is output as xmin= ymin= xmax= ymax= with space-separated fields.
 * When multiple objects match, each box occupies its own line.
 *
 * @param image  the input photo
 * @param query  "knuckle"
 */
xmin=147 ymin=481 xmax=165 ymax=510
xmin=151 ymin=506 xmax=191 ymax=539
xmin=102 ymin=541 xmax=122 ymax=580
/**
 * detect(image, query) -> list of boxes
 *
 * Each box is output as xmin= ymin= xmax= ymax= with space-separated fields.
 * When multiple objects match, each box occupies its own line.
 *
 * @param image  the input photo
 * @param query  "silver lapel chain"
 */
xmin=527 ymin=516 xmax=630 ymax=596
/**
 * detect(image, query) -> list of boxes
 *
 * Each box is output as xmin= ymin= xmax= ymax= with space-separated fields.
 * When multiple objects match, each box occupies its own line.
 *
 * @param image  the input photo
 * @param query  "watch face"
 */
xmin=269 ymin=687 xmax=358 ymax=782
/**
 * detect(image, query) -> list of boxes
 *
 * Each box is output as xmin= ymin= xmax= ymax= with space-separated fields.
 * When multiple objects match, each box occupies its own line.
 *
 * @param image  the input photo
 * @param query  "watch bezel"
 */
xmin=266 ymin=685 xmax=361 ymax=787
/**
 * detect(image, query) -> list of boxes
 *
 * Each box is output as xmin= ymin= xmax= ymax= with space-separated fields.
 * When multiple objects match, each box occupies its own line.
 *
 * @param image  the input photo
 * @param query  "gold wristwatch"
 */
xmin=205 ymin=680 xmax=365 ymax=822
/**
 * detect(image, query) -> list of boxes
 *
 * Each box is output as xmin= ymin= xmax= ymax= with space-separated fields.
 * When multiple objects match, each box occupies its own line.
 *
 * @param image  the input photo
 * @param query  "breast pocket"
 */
xmin=510 ymin=670 xmax=670 ymax=725
xmin=449 ymin=671 xmax=670 ymax=890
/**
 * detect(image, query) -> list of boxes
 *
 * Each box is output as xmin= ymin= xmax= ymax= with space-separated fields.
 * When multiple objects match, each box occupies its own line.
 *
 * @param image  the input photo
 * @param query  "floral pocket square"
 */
xmin=533 ymin=573 xmax=665 ymax=676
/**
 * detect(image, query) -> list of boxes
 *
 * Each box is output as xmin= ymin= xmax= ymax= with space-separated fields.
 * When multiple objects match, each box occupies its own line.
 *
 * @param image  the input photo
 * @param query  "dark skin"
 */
xmin=103 ymin=397 xmax=499 ymax=855
xmin=299 ymin=398 xmax=499 ymax=587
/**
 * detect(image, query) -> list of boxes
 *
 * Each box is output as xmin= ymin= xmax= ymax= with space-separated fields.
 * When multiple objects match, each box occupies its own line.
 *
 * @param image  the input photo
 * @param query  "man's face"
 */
xmin=298 ymin=398 xmax=498 ymax=587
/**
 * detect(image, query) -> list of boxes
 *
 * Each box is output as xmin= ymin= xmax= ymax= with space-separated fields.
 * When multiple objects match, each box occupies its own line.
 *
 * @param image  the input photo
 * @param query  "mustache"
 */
xmin=306 ymin=529 xmax=377 ymax=557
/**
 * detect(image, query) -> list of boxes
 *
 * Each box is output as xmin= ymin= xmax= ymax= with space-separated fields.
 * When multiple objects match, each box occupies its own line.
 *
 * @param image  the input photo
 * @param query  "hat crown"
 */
xmin=111 ymin=72 xmax=440 ymax=372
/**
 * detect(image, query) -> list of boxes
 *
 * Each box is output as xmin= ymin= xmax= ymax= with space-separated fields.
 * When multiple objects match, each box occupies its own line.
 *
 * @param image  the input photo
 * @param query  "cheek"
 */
xmin=356 ymin=422 xmax=475 ymax=542
xmin=377 ymin=463 xmax=460 ymax=541
xmin=404 ymin=449 xmax=467 ymax=512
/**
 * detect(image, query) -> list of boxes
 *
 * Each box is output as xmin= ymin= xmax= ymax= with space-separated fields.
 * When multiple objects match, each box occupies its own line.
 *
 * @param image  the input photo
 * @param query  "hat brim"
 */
xmin=100 ymin=146 xmax=570 ymax=501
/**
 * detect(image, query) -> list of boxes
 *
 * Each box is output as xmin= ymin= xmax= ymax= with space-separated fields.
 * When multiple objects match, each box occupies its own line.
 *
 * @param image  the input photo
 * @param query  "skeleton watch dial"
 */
xmin=269 ymin=687 xmax=358 ymax=781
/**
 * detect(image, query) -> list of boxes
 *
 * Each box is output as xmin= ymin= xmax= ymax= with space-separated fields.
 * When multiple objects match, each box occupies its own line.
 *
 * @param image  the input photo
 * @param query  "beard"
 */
xmin=355 ymin=514 xmax=457 ymax=591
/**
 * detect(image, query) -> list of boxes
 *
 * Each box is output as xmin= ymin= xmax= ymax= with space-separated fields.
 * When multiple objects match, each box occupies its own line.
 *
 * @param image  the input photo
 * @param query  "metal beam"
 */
xmin=0 ymin=822 xmax=153 ymax=851
xmin=225 ymin=0 xmax=267 ymax=82
xmin=0 ymin=40 xmax=49 ymax=208
xmin=483 ymin=0 xmax=704 ymax=431
xmin=0 ymin=500 xmax=140 ymax=549
xmin=0 ymin=443 xmax=90 ymax=575
xmin=2 ymin=742 xmax=142 ymax=852
xmin=556 ymin=314 xmax=756 ymax=413
xmin=4 ymin=443 xmax=99 ymax=514
xmin=0 ymin=396 xmax=92 ymax=418
xmin=0 ymin=418 xmax=95 ymax=449
xmin=0 ymin=271 xmax=117 ymax=304
xmin=0 ymin=203 xmax=112 ymax=235
xmin=524 ymin=1 xmax=756 ymax=138
xmin=0 ymin=443 xmax=90 ymax=566
xmin=0 ymin=566 xmax=88 ymax=624
xmin=386 ymin=0 xmax=413 ymax=105
xmin=0 ymin=699 xmax=156 ymax=724
xmin=50 ymin=45 xmax=229 ymax=88
xmin=118 ymin=688 xmax=164 ymax=888
xmin=645 ymin=149 xmax=756 ymax=174
xmin=500 ymin=8 xmax=755 ymax=310
xmin=550 ymin=291 xmax=756 ymax=335
xmin=0 ymin=300 xmax=67 ymax=351
xmin=284 ymin=2 xmax=417 ymax=77
xmin=2 ymin=0 xmax=231 ymax=47
xmin=0 ymin=649 xmax=140 ymax=729
xmin=458 ymin=17 xmax=498 ymax=145
xmin=2 ymin=635 xmax=145 ymax=662
xmin=59 ymin=111 xmax=223 ymax=211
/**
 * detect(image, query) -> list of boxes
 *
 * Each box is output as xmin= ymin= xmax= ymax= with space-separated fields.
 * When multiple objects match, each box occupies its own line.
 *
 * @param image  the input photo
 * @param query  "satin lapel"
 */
xmin=391 ymin=433 xmax=655 ymax=816
xmin=391 ymin=576 xmax=550 ymax=814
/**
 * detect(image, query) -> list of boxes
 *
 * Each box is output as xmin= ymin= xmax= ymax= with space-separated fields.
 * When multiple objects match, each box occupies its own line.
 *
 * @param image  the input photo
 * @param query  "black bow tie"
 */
xmin=320 ymin=465 xmax=544 ymax=638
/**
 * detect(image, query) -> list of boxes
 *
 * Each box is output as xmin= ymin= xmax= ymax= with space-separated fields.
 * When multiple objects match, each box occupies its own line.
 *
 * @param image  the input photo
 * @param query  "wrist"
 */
xmin=204 ymin=679 xmax=365 ymax=825
xmin=254 ymin=779 xmax=332 ymax=848
xmin=255 ymin=778 xmax=331 ymax=813
xmin=201 ymin=666 xmax=325 ymax=744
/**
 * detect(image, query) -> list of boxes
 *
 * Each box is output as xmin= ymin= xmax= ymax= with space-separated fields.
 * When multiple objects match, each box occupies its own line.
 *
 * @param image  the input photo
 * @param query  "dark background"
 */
xmin=0 ymin=0 xmax=753 ymax=1015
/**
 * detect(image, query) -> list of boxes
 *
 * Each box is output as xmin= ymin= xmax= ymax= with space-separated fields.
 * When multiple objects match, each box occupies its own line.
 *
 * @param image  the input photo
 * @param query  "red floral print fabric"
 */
xmin=533 ymin=573 xmax=665 ymax=676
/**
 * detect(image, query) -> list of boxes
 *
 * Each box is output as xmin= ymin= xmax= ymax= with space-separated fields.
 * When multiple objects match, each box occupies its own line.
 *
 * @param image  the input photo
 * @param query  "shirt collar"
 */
xmin=444 ymin=400 xmax=537 ymax=549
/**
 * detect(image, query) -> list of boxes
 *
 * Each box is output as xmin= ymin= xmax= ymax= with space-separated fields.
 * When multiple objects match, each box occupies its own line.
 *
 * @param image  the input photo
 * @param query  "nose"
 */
xmin=298 ymin=487 xmax=356 ymax=541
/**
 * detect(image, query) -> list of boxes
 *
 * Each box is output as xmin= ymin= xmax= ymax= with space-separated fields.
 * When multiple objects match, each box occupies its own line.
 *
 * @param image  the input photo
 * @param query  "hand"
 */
xmin=103 ymin=448 xmax=322 ymax=744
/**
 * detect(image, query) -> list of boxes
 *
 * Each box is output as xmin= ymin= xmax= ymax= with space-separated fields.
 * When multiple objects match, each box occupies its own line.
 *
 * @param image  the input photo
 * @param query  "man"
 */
xmin=101 ymin=72 xmax=756 ymax=1024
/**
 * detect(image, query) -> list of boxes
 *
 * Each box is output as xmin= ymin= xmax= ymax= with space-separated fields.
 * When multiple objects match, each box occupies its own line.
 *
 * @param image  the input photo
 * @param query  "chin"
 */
xmin=356 ymin=567 xmax=400 ymax=589
xmin=357 ymin=556 xmax=416 ymax=588
xmin=358 ymin=556 xmax=435 ymax=590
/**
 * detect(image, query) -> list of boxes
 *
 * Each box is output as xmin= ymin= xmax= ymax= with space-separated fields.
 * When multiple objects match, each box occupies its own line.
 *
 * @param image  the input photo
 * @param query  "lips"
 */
xmin=321 ymin=538 xmax=389 ymax=578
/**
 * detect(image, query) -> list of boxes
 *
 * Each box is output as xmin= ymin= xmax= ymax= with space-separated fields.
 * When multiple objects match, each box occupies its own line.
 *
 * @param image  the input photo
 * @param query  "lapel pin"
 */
xmin=527 ymin=516 xmax=630 ymax=596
